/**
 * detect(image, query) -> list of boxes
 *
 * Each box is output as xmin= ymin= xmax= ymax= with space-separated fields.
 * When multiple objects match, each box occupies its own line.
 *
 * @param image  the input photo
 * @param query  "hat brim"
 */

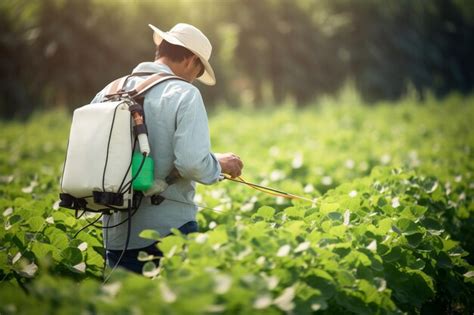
xmin=149 ymin=24 xmax=216 ymax=86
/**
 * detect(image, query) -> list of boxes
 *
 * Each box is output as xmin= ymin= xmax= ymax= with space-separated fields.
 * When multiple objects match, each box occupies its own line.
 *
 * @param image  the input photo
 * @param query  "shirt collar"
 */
xmin=131 ymin=61 xmax=175 ymax=75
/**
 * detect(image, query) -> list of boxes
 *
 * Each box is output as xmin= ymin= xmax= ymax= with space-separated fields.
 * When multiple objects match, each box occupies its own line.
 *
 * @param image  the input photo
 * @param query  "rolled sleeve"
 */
xmin=173 ymin=86 xmax=221 ymax=184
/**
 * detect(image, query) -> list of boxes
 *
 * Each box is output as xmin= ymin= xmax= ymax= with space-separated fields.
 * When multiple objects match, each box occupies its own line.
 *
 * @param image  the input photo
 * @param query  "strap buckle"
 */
xmin=151 ymin=195 xmax=165 ymax=205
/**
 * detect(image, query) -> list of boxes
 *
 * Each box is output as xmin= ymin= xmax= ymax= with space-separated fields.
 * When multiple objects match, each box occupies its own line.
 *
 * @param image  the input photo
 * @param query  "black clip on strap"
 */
xmin=151 ymin=195 xmax=165 ymax=205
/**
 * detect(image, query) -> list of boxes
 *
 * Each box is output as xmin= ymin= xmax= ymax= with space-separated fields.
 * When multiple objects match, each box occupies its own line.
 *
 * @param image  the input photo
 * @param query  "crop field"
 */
xmin=1 ymin=93 xmax=473 ymax=314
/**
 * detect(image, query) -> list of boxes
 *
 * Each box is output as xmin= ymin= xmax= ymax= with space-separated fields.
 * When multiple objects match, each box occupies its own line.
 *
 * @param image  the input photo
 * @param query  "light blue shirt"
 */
xmin=92 ymin=61 xmax=221 ymax=249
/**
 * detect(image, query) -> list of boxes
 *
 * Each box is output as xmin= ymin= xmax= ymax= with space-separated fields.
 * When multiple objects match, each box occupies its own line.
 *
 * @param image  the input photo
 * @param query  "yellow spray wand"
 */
xmin=220 ymin=174 xmax=316 ymax=204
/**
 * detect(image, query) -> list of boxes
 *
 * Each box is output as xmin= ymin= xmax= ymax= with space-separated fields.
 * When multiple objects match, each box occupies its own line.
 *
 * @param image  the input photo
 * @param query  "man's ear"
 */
xmin=189 ymin=55 xmax=200 ymax=67
xmin=184 ymin=56 xmax=195 ymax=68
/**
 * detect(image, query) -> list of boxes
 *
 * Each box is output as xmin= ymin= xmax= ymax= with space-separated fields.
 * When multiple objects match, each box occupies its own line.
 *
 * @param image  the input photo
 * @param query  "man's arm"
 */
xmin=173 ymin=86 xmax=222 ymax=184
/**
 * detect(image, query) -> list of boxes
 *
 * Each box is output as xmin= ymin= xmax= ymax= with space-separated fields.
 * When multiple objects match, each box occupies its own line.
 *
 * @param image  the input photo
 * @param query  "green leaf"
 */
xmin=31 ymin=242 xmax=61 ymax=261
xmin=358 ymin=279 xmax=379 ymax=303
xmin=335 ymin=270 xmax=356 ymax=287
xmin=320 ymin=202 xmax=340 ymax=215
xmin=9 ymin=214 xmax=22 ymax=225
xmin=255 ymin=206 xmax=275 ymax=219
xmin=52 ymin=211 xmax=69 ymax=222
xmin=421 ymin=218 xmax=444 ymax=235
xmin=245 ymin=221 xmax=269 ymax=239
xmin=328 ymin=225 xmax=347 ymax=238
xmin=351 ymin=251 xmax=372 ymax=267
xmin=158 ymin=236 xmax=184 ymax=257
xmin=321 ymin=220 xmax=332 ymax=233
xmin=436 ymin=251 xmax=453 ymax=269
xmin=410 ymin=205 xmax=427 ymax=216
xmin=138 ymin=251 xmax=156 ymax=262
xmin=334 ymin=289 xmax=367 ymax=314
xmin=310 ymin=297 xmax=328 ymax=311
xmin=85 ymin=248 xmax=104 ymax=268
xmin=382 ymin=246 xmax=402 ymax=263
xmin=61 ymin=247 xmax=83 ymax=265
xmin=45 ymin=227 xmax=69 ymax=250
xmin=327 ymin=212 xmax=342 ymax=222
xmin=312 ymin=269 xmax=333 ymax=282
xmin=283 ymin=220 xmax=306 ymax=237
xmin=385 ymin=264 xmax=435 ymax=307
xmin=142 ymin=261 xmax=160 ymax=278
xmin=306 ymin=270 xmax=336 ymax=299
xmin=26 ymin=216 xmax=45 ymax=232
xmin=207 ymin=228 xmax=228 ymax=246
xmin=64 ymin=216 xmax=77 ymax=227
xmin=376 ymin=218 xmax=392 ymax=234
xmin=408 ymin=257 xmax=426 ymax=270
xmin=284 ymin=207 xmax=305 ymax=218
xmin=139 ymin=229 xmax=161 ymax=240
xmin=396 ymin=218 xmax=422 ymax=235
xmin=421 ymin=177 xmax=438 ymax=193
xmin=405 ymin=233 xmax=424 ymax=248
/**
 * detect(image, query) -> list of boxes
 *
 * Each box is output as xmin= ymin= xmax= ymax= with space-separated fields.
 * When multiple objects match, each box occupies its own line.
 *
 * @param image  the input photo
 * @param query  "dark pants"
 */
xmin=106 ymin=221 xmax=198 ymax=274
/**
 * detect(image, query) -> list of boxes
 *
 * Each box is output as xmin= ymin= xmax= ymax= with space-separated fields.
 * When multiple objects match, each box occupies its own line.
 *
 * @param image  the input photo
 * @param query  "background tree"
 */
xmin=1 ymin=0 xmax=473 ymax=118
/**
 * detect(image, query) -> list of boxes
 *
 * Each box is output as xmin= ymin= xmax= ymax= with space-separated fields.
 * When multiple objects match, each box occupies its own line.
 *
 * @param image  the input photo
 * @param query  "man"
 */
xmin=91 ymin=23 xmax=243 ymax=273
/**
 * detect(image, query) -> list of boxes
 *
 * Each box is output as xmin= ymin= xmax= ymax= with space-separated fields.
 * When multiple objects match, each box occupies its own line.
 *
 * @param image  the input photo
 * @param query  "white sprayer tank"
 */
xmin=61 ymin=101 xmax=134 ymax=209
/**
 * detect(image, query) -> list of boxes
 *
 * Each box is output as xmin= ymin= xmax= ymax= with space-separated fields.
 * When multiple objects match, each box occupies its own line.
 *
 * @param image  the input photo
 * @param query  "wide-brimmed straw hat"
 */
xmin=148 ymin=23 xmax=216 ymax=86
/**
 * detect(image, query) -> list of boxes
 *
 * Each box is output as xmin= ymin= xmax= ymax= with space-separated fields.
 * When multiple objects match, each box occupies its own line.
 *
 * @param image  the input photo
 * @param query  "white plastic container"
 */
xmin=61 ymin=101 xmax=133 ymax=209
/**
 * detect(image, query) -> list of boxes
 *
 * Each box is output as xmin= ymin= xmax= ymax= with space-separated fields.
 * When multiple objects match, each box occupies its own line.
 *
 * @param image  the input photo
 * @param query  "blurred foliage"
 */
xmin=1 ymin=0 xmax=474 ymax=118
xmin=1 ymin=95 xmax=474 ymax=313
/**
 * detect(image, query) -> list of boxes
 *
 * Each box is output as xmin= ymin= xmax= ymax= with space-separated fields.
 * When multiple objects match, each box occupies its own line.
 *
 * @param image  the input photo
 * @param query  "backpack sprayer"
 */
xmin=59 ymin=73 xmax=187 ymax=282
xmin=59 ymin=73 xmax=184 ymax=214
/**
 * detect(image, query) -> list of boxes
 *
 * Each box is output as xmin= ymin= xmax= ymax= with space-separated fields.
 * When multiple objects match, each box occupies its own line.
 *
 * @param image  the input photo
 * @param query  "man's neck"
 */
xmin=156 ymin=57 xmax=177 ymax=73
xmin=155 ymin=57 xmax=190 ymax=82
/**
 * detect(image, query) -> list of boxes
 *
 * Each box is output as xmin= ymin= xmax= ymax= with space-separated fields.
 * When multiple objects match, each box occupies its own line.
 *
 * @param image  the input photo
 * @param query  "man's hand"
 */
xmin=216 ymin=153 xmax=244 ymax=178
